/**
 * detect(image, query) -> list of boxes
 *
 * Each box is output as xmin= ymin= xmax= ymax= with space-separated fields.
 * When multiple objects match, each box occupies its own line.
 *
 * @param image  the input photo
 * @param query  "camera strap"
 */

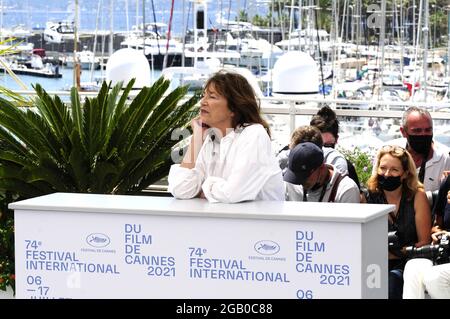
xmin=388 ymin=194 xmax=406 ymax=229
xmin=328 ymin=173 xmax=347 ymax=203
xmin=418 ymin=156 xmax=427 ymax=183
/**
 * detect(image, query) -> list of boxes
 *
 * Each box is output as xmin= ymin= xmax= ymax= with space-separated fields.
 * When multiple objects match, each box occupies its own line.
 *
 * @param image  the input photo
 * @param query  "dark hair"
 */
xmin=204 ymin=70 xmax=271 ymax=137
xmin=289 ymin=125 xmax=323 ymax=149
xmin=310 ymin=105 xmax=339 ymax=139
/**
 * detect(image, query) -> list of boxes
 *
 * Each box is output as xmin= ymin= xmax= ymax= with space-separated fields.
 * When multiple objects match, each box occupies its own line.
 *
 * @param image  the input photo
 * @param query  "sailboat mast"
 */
xmin=136 ymin=0 xmax=139 ymax=28
xmin=288 ymin=0 xmax=295 ymax=48
xmin=109 ymin=0 xmax=114 ymax=57
xmin=447 ymin=7 xmax=450 ymax=99
xmin=125 ymin=0 xmax=129 ymax=33
xmin=331 ymin=0 xmax=339 ymax=99
xmin=378 ymin=0 xmax=387 ymax=100
xmin=422 ymin=0 xmax=428 ymax=101
xmin=163 ymin=0 xmax=175 ymax=69
xmin=410 ymin=0 xmax=422 ymax=99
xmin=1 ymin=0 xmax=3 ymax=42
xmin=90 ymin=0 xmax=103 ymax=83
xmin=74 ymin=0 xmax=80 ymax=91
xmin=413 ymin=0 xmax=416 ymax=48
xmin=182 ymin=0 xmax=185 ymax=67
xmin=399 ymin=0 xmax=404 ymax=77
xmin=142 ymin=0 xmax=145 ymax=44
xmin=315 ymin=7 xmax=325 ymax=98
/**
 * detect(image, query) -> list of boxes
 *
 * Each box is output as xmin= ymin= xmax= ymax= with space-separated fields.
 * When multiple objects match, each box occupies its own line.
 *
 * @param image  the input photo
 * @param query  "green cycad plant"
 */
xmin=0 ymin=37 xmax=31 ymax=294
xmin=0 ymin=78 xmax=199 ymax=292
xmin=0 ymin=77 xmax=199 ymax=196
xmin=0 ymin=191 xmax=16 ymax=293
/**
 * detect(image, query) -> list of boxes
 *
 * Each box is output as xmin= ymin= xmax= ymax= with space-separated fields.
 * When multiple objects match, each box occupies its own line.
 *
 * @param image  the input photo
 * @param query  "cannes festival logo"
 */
xmin=254 ymin=240 xmax=280 ymax=255
xmin=86 ymin=233 xmax=111 ymax=248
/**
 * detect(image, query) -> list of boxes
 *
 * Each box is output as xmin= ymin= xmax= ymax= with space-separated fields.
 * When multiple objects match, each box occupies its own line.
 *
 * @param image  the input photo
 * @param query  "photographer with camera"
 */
xmin=403 ymin=185 xmax=450 ymax=299
xmin=432 ymin=174 xmax=450 ymax=231
xmin=403 ymin=230 xmax=450 ymax=299
xmin=363 ymin=145 xmax=431 ymax=299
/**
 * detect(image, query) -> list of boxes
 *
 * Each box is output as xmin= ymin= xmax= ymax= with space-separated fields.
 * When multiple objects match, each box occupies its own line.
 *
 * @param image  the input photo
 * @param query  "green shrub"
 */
xmin=0 ymin=78 xmax=199 ymax=197
xmin=0 ymin=192 xmax=16 ymax=292
xmin=338 ymin=146 xmax=374 ymax=188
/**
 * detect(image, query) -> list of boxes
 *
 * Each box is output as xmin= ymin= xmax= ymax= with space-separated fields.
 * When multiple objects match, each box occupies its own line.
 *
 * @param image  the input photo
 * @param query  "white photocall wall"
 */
xmin=11 ymin=193 xmax=392 ymax=299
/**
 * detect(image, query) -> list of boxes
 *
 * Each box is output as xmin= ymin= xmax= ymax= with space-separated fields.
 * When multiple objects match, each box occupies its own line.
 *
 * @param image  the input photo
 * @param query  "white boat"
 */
xmin=0 ymin=39 xmax=34 ymax=53
xmin=0 ymin=24 xmax=34 ymax=53
xmin=120 ymin=23 xmax=188 ymax=70
xmin=382 ymin=69 xmax=404 ymax=87
xmin=275 ymin=29 xmax=333 ymax=56
xmin=162 ymin=57 xmax=265 ymax=98
xmin=0 ymin=55 xmax=61 ymax=78
xmin=215 ymin=30 xmax=283 ymax=71
xmin=1 ymin=24 xmax=33 ymax=38
xmin=65 ymin=49 xmax=101 ymax=70
xmin=43 ymin=21 xmax=75 ymax=44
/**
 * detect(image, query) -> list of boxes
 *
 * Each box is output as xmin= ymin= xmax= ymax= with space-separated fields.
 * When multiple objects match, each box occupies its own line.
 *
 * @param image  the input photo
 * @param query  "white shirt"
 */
xmin=403 ymin=258 xmax=450 ymax=299
xmin=323 ymin=147 xmax=348 ymax=175
xmin=168 ymin=124 xmax=284 ymax=203
xmin=375 ymin=138 xmax=450 ymax=192
xmin=285 ymin=165 xmax=360 ymax=203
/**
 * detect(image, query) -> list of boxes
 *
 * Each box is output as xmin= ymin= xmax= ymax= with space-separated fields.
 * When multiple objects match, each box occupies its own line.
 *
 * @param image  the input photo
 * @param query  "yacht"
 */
xmin=215 ymin=30 xmax=283 ymax=72
xmin=120 ymin=23 xmax=189 ymax=70
xmin=43 ymin=21 xmax=75 ymax=44
xmin=64 ymin=48 xmax=101 ymax=70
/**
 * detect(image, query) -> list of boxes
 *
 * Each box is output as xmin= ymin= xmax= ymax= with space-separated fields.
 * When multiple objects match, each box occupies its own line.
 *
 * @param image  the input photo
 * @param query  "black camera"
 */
xmin=388 ymin=231 xmax=403 ymax=257
xmin=388 ymin=231 xmax=450 ymax=265
xmin=405 ymin=234 xmax=450 ymax=265
xmin=388 ymin=231 xmax=400 ymax=248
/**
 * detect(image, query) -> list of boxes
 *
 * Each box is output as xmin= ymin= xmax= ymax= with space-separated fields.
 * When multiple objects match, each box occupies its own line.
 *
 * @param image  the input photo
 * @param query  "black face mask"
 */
xmin=407 ymin=134 xmax=433 ymax=156
xmin=377 ymin=175 xmax=402 ymax=191
xmin=323 ymin=143 xmax=335 ymax=149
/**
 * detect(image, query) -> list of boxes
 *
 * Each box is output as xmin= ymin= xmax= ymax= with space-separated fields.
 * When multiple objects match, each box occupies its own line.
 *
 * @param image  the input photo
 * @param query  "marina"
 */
xmin=0 ymin=0 xmax=449 ymax=152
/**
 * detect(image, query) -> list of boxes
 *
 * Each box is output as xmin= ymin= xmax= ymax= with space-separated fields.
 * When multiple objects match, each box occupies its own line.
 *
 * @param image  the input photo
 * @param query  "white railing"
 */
xmin=258 ymin=96 xmax=450 ymax=136
xmin=13 ymin=88 xmax=450 ymax=136
xmin=16 ymin=89 xmax=450 ymax=111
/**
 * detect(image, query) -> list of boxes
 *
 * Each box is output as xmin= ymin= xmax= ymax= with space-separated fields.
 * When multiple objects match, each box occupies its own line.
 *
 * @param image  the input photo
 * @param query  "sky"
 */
xmin=1 ymin=0 xmax=269 ymax=35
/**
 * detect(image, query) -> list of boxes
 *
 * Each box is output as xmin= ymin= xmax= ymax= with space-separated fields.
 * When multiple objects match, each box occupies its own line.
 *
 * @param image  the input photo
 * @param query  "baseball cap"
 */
xmin=283 ymin=142 xmax=324 ymax=185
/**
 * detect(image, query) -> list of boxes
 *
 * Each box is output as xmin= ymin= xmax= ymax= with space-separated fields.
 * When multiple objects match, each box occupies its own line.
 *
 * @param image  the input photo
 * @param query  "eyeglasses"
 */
xmin=380 ymin=145 xmax=406 ymax=156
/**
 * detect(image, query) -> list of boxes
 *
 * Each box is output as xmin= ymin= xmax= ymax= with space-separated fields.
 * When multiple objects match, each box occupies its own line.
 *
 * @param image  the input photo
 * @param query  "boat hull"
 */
xmin=146 ymin=53 xmax=193 ymax=69
xmin=0 ymin=67 xmax=62 ymax=78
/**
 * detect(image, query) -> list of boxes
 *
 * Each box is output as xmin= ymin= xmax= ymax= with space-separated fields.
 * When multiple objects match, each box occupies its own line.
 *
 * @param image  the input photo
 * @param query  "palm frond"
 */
xmin=0 ymin=78 xmax=200 ymax=196
xmin=0 ymin=38 xmax=29 ymax=91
